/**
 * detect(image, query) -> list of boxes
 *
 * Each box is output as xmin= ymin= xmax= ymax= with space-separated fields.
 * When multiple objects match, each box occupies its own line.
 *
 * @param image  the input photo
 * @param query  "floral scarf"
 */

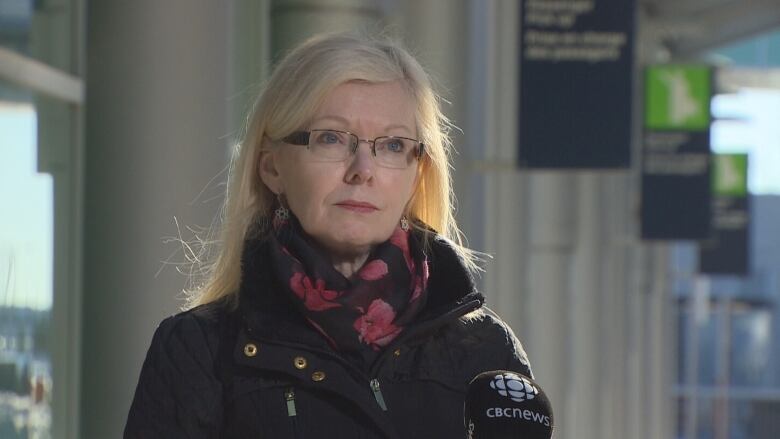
xmin=268 ymin=215 xmax=429 ymax=366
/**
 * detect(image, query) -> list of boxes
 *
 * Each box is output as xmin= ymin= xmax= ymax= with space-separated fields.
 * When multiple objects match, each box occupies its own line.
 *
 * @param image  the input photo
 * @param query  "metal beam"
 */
xmin=0 ymin=47 xmax=83 ymax=104
xmin=643 ymin=0 xmax=738 ymax=18
xmin=646 ymin=0 xmax=780 ymax=58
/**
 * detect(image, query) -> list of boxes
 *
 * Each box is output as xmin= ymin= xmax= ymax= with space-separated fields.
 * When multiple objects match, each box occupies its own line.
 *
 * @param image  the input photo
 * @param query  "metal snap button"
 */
xmin=311 ymin=371 xmax=326 ymax=382
xmin=393 ymin=348 xmax=401 ymax=357
xmin=243 ymin=343 xmax=258 ymax=357
xmin=293 ymin=356 xmax=308 ymax=370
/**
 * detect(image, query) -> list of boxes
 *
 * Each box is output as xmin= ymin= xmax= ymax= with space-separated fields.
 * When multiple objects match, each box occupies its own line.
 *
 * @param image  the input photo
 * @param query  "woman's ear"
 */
xmin=258 ymin=148 xmax=284 ymax=195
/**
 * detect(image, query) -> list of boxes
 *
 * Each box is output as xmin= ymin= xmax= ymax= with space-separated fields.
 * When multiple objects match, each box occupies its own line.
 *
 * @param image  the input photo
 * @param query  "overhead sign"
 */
xmin=699 ymin=154 xmax=750 ymax=276
xmin=518 ymin=0 xmax=636 ymax=168
xmin=641 ymin=65 xmax=713 ymax=240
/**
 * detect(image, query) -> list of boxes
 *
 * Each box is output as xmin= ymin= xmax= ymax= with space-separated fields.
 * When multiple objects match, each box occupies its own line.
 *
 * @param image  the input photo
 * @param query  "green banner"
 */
xmin=712 ymin=153 xmax=748 ymax=197
xmin=645 ymin=65 xmax=711 ymax=130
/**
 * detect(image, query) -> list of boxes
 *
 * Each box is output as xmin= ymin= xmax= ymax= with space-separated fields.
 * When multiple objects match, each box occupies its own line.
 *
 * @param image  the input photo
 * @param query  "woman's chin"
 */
xmin=304 ymin=218 xmax=395 ymax=258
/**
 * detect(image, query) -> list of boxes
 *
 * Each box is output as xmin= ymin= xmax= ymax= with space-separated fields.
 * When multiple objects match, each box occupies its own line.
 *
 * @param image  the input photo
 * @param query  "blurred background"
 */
xmin=1 ymin=0 xmax=779 ymax=438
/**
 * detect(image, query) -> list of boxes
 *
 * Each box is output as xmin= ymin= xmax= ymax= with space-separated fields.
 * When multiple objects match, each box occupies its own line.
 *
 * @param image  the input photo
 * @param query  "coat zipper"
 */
xmin=285 ymin=387 xmax=302 ymax=439
xmin=370 ymin=378 xmax=388 ymax=411
xmin=284 ymin=387 xmax=297 ymax=417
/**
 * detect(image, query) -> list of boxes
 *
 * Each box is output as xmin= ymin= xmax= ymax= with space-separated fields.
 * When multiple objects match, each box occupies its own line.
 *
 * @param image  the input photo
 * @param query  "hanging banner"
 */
xmin=517 ymin=0 xmax=636 ymax=168
xmin=640 ymin=65 xmax=713 ymax=240
xmin=699 ymin=154 xmax=750 ymax=275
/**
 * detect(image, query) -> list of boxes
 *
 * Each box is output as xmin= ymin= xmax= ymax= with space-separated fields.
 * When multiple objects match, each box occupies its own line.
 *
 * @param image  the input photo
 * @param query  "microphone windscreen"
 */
xmin=464 ymin=371 xmax=554 ymax=439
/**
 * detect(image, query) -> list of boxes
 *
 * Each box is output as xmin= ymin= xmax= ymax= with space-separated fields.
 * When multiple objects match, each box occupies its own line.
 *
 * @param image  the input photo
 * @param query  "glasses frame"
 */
xmin=282 ymin=129 xmax=426 ymax=167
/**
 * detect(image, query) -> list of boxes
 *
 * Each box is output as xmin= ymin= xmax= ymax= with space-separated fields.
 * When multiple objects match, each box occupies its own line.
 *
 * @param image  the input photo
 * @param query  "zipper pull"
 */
xmin=284 ymin=387 xmax=297 ymax=417
xmin=370 ymin=378 xmax=388 ymax=411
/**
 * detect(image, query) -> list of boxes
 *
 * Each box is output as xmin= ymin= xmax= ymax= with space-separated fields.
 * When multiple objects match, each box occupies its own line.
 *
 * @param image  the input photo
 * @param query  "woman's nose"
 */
xmin=344 ymin=140 xmax=376 ymax=183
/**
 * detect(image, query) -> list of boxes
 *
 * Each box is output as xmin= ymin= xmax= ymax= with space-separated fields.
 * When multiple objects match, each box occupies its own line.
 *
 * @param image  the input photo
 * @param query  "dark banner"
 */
xmin=518 ymin=0 xmax=636 ymax=168
xmin=699 ymin=154 xmax=750 ymax=275
xmin=640 ymin=65 xmax=713 ymax=240
xmin=640 ymin=131 xmax=711 ymax=239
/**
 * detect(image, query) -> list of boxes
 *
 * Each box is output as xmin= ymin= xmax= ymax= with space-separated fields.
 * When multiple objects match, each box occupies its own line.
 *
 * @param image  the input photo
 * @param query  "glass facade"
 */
xmin=673 ymin=198 xmax=780 ymax=438
xmin=675 ymin=30 xmax=780 ymax=438
xmin=0 ymin=87 xmax=53 ymax=438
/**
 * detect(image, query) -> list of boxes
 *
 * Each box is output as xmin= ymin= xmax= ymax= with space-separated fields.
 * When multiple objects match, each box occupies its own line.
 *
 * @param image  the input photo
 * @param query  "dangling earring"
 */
xmin=400 ymin=216 xmax=410 ymax=231
xmin=274 ymin=194 xmax=290 ymax=224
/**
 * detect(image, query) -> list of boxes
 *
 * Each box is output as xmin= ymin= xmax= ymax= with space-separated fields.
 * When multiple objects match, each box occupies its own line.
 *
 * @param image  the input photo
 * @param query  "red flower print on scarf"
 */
xmin=358 ymin=260 xmax=389 ymax=281
xmin=353 ymin=299 xmax=402 ymax=349
xmin=290 ymin=273 xmax=342 ymax=311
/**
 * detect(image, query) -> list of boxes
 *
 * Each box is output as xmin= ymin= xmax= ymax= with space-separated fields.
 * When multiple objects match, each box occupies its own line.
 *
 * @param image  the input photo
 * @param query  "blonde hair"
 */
xmin=187 ymin=32 xmax=477 ymax=309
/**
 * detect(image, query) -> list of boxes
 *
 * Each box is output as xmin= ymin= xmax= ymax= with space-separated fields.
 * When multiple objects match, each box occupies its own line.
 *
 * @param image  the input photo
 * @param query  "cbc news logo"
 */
xmin=489 ymin=372 xmax=538 ymax=402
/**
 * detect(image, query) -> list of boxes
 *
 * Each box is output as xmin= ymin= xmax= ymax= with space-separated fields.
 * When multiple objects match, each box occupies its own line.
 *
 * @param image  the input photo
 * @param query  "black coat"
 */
xmin=125 ymin=236 xmax=532 ymax=438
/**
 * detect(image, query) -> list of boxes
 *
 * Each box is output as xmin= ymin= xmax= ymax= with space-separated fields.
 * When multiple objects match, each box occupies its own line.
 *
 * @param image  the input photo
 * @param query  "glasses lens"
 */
xmin=375 ymin=137 xmax=417 ymax=168
xmin=308 ymin=130 xmax=352 ymax=161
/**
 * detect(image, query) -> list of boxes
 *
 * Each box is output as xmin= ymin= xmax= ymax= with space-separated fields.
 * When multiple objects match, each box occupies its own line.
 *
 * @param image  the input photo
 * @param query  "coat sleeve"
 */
xmin=498 ymin=317 xmax=534 ymax=379
xmin=124 ymin=312 xmax=224 ymax=439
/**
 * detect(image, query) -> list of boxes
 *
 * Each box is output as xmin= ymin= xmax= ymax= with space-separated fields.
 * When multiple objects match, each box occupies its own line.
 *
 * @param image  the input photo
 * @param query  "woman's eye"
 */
xmin=314 ymin=131 xmax=346 ymax=145
xmin=386 ymin=139 xmax=406 ymax=153
xmin=322 ymin=132 xmax=340 ymax=144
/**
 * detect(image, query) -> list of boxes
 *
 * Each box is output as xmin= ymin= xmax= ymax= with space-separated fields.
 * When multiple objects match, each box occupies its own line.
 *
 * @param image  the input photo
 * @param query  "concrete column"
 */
xmin=598 ymin=173 xmax=632 ymax=439
xmin=270 ymin=0 xmax=381 ymax=58
xmin=524 ymin=173 xmax=576 ymax=420
xmin=625 ymin=246 xmax=647 ymax=439
xmin=648 ymin=244 xmax=674 ymax=439
xmin=82 ymin=2 xmax=231 ymax=437
xmin=567 ymin=173 xmax=604 ymax=439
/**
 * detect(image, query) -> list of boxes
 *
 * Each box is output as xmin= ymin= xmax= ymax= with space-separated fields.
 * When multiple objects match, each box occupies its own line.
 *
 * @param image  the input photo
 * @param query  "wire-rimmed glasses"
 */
xmin=282 ymin=129 xmax=426 ymax=169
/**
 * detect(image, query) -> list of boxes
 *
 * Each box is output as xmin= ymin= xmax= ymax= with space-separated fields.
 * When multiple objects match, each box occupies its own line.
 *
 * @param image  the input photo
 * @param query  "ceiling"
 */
xmin=641 ymin=0 xmax=780 ymax=59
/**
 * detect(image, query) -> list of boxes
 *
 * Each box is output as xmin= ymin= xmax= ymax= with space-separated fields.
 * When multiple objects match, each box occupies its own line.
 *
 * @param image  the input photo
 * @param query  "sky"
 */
xmin=0 ymin=102 xmax=53 ymax=310
xmin=711 ymin=89 xmax=780 ymax=194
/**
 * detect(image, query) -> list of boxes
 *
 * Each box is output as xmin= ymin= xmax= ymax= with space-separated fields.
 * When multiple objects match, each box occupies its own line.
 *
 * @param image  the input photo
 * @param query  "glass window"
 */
xmin=0 ymin=83 xmax=53 ymax=438
xmin=678 ymin=308 xmax=722 ymax=386
xmin=730 ymin=308 xmax=771 ymax=386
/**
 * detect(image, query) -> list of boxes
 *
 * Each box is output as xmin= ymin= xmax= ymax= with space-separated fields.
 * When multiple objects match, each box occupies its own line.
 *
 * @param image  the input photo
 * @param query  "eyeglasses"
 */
xmin=282 ymin=129 xmax=426 ymax=169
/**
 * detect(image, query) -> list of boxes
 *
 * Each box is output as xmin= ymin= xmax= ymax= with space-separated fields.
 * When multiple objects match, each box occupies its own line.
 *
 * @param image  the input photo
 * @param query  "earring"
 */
xmin=274 ymin=195 xmax=290 ymax=223
xmin=400 ymin=216 xmax=410 ymax=231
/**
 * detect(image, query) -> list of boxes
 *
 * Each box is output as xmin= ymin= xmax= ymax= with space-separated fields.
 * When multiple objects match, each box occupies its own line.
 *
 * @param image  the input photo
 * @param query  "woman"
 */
xmin=125 ymin=32 xmax=531 ymax=438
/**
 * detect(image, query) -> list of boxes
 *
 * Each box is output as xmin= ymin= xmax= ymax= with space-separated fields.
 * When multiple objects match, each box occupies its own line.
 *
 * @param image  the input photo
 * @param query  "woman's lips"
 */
xmin=335 ymin=200 xmax=379 ymax=213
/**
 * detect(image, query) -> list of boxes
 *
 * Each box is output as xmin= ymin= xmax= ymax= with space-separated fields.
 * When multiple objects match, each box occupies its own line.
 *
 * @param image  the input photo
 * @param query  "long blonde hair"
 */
xmin=187 ymin=32 xmax=477 ymax=309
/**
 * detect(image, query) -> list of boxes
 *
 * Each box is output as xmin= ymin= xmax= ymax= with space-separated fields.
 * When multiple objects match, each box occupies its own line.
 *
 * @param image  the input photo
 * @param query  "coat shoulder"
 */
xmin=158 ymin=299 xmax=237 ymax=344
xmin=124 ymin=300 xmax=235 ymax=438
xmin=144 ymin=299 xmax=232 ymax=362
xmin=447 ymin=306 xmax=533 ymax=379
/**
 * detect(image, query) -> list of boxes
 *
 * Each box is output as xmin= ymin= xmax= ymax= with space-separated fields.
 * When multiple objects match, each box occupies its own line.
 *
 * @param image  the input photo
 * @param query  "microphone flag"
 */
xmin=464 ymin=370 xmax=554 ymax=438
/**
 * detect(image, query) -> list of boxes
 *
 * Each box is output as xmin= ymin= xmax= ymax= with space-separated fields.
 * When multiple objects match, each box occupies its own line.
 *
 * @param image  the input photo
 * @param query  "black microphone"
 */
xmin=464 ymin=370 xmax=554 ymax=438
